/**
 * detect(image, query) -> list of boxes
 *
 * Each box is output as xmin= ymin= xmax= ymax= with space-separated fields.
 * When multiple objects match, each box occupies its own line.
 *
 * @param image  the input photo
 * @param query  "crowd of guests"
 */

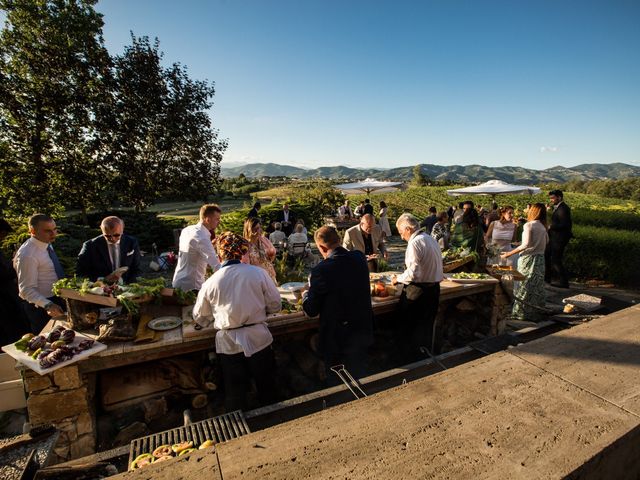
xmin=1 ymin=190 xmax=572 ymax=411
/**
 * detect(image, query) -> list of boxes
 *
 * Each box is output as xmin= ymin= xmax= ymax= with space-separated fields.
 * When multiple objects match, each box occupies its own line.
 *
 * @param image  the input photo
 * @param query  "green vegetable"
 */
xmin=31 ymin=348 xmax=42 ymax=359
xmin=14 ymin=339 xmax=29 ymax=352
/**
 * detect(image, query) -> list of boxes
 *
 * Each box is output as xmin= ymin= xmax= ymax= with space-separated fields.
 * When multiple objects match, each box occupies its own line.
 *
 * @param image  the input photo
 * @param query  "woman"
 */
xmin=450 ymin=207 xmax=484 ymax=254
xmin=241 ymin=217 xmax=277 ymax=283
xmin=430 ymin=211 xmax=450 ymax=250
xmin=485 ymin=206 xmax=518 ymax=265
xmin=294 ymin=218 xmax=308 ymax=237
xmin=501 ymin=203 xmax=549 ymax=322
xmin=378 ymin=201 xmax=392 ymax=237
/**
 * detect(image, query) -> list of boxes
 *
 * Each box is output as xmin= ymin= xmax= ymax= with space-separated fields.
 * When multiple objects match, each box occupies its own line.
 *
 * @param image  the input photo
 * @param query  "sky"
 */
xmin=35 ymin=2 xmax=640 ymax=169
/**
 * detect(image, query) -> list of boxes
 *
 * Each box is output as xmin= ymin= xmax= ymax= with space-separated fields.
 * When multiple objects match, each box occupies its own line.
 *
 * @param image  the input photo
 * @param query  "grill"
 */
xmin=128 ymin=410 xmax=250 ymax=468
xmin=0 ymin=428 xmax=58 ymax=480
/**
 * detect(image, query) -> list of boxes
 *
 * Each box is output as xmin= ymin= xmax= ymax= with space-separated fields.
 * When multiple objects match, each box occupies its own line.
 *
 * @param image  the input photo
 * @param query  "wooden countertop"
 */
xmin=39 ymin=277 xmax=496 ymax=374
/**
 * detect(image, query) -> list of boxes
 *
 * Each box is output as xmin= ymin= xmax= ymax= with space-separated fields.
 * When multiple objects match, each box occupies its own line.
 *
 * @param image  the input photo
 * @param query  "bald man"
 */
xmin=342 ymin=214 xmax=388 ymax=272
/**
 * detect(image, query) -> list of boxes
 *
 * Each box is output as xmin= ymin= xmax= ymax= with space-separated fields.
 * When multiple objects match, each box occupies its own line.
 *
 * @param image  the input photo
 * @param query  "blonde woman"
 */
xmin=501 ymin=203 xmax=549 ymax=321
xmin=241 ymin=217 xmax=277 ymax=284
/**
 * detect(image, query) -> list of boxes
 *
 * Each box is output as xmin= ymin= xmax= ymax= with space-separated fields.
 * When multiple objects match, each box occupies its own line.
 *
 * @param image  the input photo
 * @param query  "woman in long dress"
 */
xmin=241 ymin=217 xmax=277 ymax=284
xmin=501 ymin=203 xmax=549 ymax=322
xmin=378 ymin=201 xmax=392 ymax=237
xmin=485 ymin=206 xmax=518 ymax=265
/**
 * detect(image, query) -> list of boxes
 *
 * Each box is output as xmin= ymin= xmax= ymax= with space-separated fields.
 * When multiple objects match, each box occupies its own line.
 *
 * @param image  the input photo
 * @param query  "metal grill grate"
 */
xmin=128 ymin=410 xmax=250 ymax=468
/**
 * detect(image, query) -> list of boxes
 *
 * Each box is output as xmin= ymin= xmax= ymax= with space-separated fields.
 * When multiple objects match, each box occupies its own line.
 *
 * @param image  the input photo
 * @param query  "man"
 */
xmin=0 ymin=219 xmax=30 ymax=344
xmin=277 ymin=203 xmax=296 ymax=236
xmin=173 ymin=204 xmax=222 ymax=291
xmin=268 ymin=222 xmax=286 ymax=247
xmin=392 ymin=213 xmax=444 ymax=362
xmin=353 ymin=201 xmax=365 ymax=219
xmin=14 ymin=214 xmax=66 ymax=332
xmin=247 ymin=202 xmax=261 ymax=219
xmin=363 ymin=199 xmax=374 ymax=216
xmin=420 ymin=206 xmax=438 ymax=234
xmin=76 ymin=216 xmax=141 ymax=283
xmin=303 ymin=226 xmax=373 ymax=382
xmin=546 ymin=190 xmax=573 ymax=288
xmin=342 ymin=214 xmax=388 ymax=272
xmin=193 ymin=232 xmax=281 ymax=411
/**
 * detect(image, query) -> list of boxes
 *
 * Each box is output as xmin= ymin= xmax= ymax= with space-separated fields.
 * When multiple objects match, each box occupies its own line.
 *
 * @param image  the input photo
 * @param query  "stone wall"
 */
xmin=23 ymin=365 xmax=96 ymax=464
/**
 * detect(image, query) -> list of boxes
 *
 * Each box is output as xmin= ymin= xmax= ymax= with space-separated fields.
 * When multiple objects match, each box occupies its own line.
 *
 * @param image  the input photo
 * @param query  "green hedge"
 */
xmin=565 ymin=224 xmax=640 ymax=286
xmin=219 ymin=203 xmax=317 ymax=235
xmin=571 ymin=208 xmax=640 ymax=231
xmin=1 ymin=212 xmax=187 ymax=276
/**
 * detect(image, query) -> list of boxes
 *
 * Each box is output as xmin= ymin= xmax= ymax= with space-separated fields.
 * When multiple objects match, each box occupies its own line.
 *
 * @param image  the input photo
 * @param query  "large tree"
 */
xmin=110 ymin=35 xmax=227 ymax=211
xmin=0 ymin=0 xmax=112 ymax=219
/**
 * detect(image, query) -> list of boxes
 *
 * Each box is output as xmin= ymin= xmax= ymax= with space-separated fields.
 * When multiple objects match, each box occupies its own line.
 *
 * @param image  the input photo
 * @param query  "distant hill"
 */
xmin=221 ymin=162 xmax=640 ymax=184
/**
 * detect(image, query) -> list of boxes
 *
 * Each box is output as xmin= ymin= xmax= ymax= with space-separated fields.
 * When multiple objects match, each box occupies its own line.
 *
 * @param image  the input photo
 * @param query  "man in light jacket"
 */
xmin=342 ymin=214 xmax=387 ymax=272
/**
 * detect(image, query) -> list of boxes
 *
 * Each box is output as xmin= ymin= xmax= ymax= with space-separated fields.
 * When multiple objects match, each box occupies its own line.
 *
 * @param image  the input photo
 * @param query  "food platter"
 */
xmin=2 ymin=331 xmax=106 ymax=375
xmin=147 ymin=316 xmax=183 ymax=331
xmin=445 ymin=273 xmax=499 ymax=284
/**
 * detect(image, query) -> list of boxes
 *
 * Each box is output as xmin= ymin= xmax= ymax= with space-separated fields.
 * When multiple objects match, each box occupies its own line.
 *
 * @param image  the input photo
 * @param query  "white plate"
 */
xmin=445 ymin=274 xmax=498 ymax=284
xmin=1 ymin=332 xmax=107 ymax=376
xmin=148 ymin=316 xmax=183 ymax=331
xmin=279 ymin=282 xmax=307 ymax=291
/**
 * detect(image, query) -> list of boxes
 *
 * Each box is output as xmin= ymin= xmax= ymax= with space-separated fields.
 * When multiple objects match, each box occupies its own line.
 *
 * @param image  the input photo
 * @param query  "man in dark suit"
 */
xmin=303 ymin=226 xmax=373 ymax=384
xmin=76 ymin=216 xmax=141 ymax=283
xmin=420 ymin=206 xmax=438 ymax=234
xmin=277 ymin=203 xmax=296 ymax=236
xmin=363 ymin=199 xmax=374 ymax=216
xmin=545 ymin=190 xmax=573 ymax=288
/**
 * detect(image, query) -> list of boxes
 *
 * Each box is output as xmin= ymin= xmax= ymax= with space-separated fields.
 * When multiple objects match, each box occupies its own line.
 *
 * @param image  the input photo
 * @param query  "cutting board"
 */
xmin=181 ymin=305 xmax=216 ymax=339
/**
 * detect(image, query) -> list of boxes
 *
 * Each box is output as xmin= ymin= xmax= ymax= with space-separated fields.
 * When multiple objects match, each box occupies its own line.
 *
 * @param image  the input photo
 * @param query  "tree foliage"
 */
xmin=0 ymin=0 xmax=112 ymax=218
xmin=0 ymin=1 xmax=227 ymax=219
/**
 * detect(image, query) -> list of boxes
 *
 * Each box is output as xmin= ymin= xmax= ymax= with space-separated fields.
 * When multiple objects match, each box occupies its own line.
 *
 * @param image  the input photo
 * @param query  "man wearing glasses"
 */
xmin=14 ymin=214 xmax=67 ymax=332
xmin=76 ymin=216 xmax=141 ymax=283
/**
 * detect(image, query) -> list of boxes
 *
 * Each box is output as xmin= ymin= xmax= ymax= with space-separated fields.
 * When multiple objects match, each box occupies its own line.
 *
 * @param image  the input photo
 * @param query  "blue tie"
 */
xmin=47 ymin=244 xmax=65 ymax=279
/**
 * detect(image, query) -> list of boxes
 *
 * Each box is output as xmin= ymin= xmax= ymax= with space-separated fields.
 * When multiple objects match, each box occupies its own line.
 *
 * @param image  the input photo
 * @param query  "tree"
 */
xmin=109 ymin=35 xmax=227 ymax=211
xmin=0 ymin=0 xmax=112 ymax=220
xmin=413 ymin=164 xmax=427 ymax=186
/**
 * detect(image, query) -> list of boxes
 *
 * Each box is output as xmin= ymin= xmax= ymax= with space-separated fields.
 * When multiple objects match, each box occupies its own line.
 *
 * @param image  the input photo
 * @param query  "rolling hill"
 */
xmin=221 ymin=162 xmax=640 ymax=184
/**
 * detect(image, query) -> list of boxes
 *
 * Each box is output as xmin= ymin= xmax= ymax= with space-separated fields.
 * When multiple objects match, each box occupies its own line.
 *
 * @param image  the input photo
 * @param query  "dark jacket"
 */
xmin=0 ymin=250 xmax=29 ymax=344
xmin=363 ymin=204 xmax=374 ymax=216
xmin=303 ymin=247 xmax=374 ymax=359
xmin=549 ymin=202 xmax=573 ymax=243
xmin=76 ymin=234 xmax=141 ymax=283
xmin=421 ymin=214 xmax=437 ymax=234
xmin=247 ymin=207 xmax=260 ymax=219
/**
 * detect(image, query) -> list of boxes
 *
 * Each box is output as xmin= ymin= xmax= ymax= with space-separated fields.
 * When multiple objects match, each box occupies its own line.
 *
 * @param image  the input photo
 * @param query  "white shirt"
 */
xmin=515 ymin=220 xmax=548 ymax=256
xmin=193 ymin=262 xmax=282 ymax=356
xmin=14 ymin=237 xmax=59 ymax=308
xmin=172 ymin=222 xmax=220 ymax=291
xmin=396 ymin=231 xmax=444 ymax=284
xmin=269 ymin=230 xmax=286 ymax=245
xmin=283 ymin=210 xmax=290 ymax=223
xmin=106 ymin=239 xmax=120 ymax=270
xmin=287 ymin=232 xmax=308 ymax=252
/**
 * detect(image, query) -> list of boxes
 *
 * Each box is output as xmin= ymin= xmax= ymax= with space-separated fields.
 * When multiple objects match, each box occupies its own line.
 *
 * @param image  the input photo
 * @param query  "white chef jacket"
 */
xmin=396 ymin=231 xmax=444 ymax=284
xmin=193 ymin=262 xmax=281 ymax=356
xmin=172 ymin=222 xmax=220 ymax=291
xmin=14 ymin=237 xmax=59 ymax=308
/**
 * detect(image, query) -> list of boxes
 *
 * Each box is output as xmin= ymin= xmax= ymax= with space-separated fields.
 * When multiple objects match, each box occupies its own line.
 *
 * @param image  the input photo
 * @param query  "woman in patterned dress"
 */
xmin=501 ymin=203 xmax=549 ymax=321
xmin=241 ymin=217 xmax=277 ymax=284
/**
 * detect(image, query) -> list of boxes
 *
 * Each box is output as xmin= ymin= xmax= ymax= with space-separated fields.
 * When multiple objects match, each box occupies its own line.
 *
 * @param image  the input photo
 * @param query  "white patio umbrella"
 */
xmin=446 ymin=179 xmax=541 ymax=199
xmin=333 ymin=178 xmax=403 ymax=195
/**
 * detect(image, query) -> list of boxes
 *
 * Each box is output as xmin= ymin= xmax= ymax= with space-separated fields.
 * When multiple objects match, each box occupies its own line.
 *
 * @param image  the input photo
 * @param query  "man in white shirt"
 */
xmin=14 ymin=214 xmax=66 ymax=332
xmin=193 ymin=232 xmax=281 ymax=411
xmin=172 ymin=204 xmax=222 ymax=291
xmin=392 ymin=213 xmax=444 ymax=361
